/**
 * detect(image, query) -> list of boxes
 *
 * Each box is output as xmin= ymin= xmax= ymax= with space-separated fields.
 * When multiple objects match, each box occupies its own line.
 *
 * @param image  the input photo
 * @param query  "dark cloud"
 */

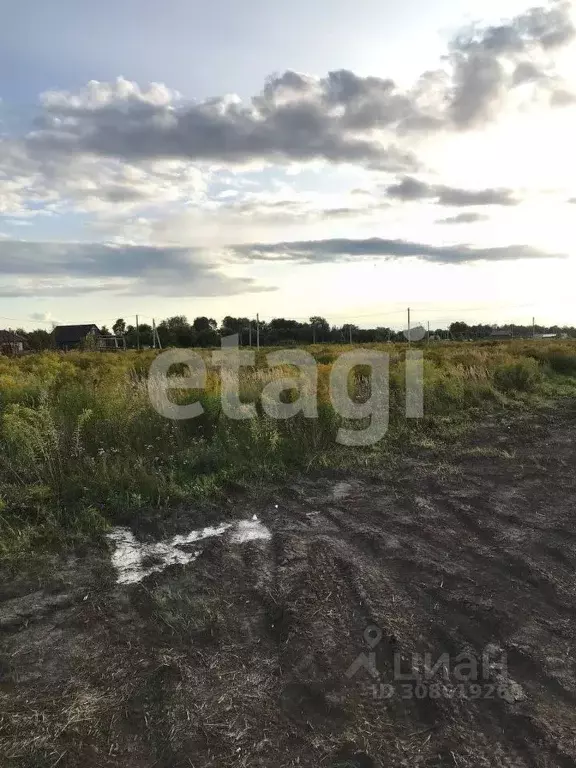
xmin=513 ymin=61 xmax=548 ymax=85
xmin=551 ymin=88 xmax=576 ymax=105
xmin=449 ymin=52 xmax=505 ymax=127
xmin=215 ymin=197 xmax=370 ymax=221
xmin=0 ymin=228 xmax=563 ymax=301
xmin=0 ymin=240 xmax=274 ymax=298
xmin=437 ymin=212 xmax=489 ymax=224
xmin=236 ymin=237 xmax=561 ymax=264
xmin=29 ymin=74 xmax=421 ymax=172
xmin=386 ymin=176 xmax=432 ymax=201
xmin=518 ymin=2 xmax=576 ymax=48
xmin=386 ymin=176 xmax=519 ymax=206
xmin=17 ymin=3 xmax=574 ymax=174
xmin=319 ymin=207 xmax=365 ymax=218
xmin=0 ymin=282 xmax=131 ymax=298
xmin=447 ymin=1 xmax=575 ymax=127
xmin=436 ymin=186 xmax=517 ymax=206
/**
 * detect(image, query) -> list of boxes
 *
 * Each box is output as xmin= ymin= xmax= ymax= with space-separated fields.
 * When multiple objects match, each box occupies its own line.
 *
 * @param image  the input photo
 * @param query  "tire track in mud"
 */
xmin=3 ymin=406 xmax=576 ymax=766
xmin=271 ymin=424 xmax=576 ymax=765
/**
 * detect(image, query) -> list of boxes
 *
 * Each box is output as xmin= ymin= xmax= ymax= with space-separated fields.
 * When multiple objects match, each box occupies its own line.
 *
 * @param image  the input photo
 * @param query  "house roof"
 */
xmin=53 ymin=324 xmax=100 ymax=344
xmin=0 ymin=330 xmax=26 ymax=343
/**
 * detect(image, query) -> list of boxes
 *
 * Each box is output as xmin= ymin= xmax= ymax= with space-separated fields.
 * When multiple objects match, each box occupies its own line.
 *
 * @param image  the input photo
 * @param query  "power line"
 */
xmin=0 ymin=315 xmax=54 ymax=325
xmin=257 ymin=309 xmax=407 ymax=321
xmin=3 ymin=305 xmax=572 ymax=333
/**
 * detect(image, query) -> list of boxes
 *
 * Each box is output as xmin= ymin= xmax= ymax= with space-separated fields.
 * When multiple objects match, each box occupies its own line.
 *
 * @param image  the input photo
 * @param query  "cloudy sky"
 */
xmin=1 ymin=0 xmax=576 ymax=330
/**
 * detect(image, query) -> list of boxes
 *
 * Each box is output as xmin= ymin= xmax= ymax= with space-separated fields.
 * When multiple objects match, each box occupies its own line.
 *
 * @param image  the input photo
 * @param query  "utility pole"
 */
xmin=532 ymin=316 xmax=535 ymax=339
xmin=152 ymin=319 xmax=156 ymax=349
xmin=427 ymin=320 xmax=430 ymax=344
xmin=407 ymin=307 xmax=411 ymax=348
xmin=136 ymin=315 xmax=140 ymax=350
xmin=256 ymin=313 xmax=260 ymax=350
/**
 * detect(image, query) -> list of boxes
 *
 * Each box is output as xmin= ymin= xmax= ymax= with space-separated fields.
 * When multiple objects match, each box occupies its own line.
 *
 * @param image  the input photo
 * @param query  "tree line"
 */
xmin=108 ymin=316 xmax=394 ymax=347
xmin=10 ymin=316 xmax=576 ymax=352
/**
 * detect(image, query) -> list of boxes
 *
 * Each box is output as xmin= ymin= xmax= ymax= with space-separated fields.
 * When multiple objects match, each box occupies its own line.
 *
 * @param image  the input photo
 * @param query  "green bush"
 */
xmin=543 ymin=350 xmax=576 ymax=375
xmin=493 ymin=359 xmax=542 ymax=392
xmin=315 ymin=352 xmax=337 ymax=365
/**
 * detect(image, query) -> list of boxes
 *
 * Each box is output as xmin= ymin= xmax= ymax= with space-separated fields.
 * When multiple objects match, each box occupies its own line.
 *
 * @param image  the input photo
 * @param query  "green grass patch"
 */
xmin=1 ymin=341 xmax=575 ymax=556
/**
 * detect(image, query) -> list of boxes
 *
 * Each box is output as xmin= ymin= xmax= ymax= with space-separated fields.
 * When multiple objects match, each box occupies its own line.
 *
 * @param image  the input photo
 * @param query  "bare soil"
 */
xmin=2 ymin=404 xmax=576 ymax=767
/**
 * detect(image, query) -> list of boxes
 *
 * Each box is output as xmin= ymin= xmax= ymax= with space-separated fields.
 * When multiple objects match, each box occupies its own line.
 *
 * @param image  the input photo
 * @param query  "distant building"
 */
xmin=52 ymin=324 xmax=126 ymax=351
xmin=534 ymin=332 xmax=570 ymax=340
xmin=490 ymin=328 xmax=513 ymax=339
xmin=0 ymin=330 xmax=26 ymax=355
xmin=534 ymin=333 xmax=558 ymax=340
xmin=53 ymin=324 xmax=100 ymax=351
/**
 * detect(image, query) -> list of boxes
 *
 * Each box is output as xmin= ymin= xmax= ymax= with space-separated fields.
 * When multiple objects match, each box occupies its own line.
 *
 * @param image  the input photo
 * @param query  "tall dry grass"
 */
xmin=1 ymin=341 xmax=575 ymax=556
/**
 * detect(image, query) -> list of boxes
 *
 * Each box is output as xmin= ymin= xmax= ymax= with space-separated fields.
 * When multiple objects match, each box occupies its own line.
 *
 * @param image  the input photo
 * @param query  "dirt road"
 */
xmin=2 ymin=404 xmax=576 ymax=767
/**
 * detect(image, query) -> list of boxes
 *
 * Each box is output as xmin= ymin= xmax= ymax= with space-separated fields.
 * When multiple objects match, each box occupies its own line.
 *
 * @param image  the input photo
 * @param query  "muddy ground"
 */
xmin=2 ymin=404 xmax=576 ymax=767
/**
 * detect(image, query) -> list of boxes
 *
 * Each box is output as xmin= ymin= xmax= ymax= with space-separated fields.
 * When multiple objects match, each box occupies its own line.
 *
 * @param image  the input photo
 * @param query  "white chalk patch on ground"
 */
xmin=108 ymin=517 xmax=270 ymax=585
xmin=332 ymin=482 xmax=353 ymax=499
xmin=171 ymin=522 xmax=232 ymax=547
xmin=107 ymin=528 xmax=203 ymax=585
xmin=230 ymin=517 xmax=273 ymax=544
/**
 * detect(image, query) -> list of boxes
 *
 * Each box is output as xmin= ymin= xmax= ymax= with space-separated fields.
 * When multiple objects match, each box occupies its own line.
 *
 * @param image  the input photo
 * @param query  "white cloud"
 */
xmin=0 ymin=2 xmax=573 ymax=227
xmin=29 ymin=311 xmax=61 ymax=325
xmin=0 ymin=1 xmax=574 ymax=307
xmin=0 ymin=239 xmax=275 ymax=298
xmin=19 ymin=2 xmax=574 ymax=175
xmin=235 ymin=236 xmax=563 ymax=264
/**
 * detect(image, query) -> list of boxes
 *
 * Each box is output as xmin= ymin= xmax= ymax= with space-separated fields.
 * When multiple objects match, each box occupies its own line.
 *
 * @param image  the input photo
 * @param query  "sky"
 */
xmin=1 ymin=0 xmax=576 ymax=331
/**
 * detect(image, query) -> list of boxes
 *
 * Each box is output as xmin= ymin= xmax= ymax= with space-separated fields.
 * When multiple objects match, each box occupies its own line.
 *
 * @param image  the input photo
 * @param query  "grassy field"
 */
xmin=3 ymin=342 xmax=576 ymax=767
xmin=1 ymin=340 xmax=576 ymax=561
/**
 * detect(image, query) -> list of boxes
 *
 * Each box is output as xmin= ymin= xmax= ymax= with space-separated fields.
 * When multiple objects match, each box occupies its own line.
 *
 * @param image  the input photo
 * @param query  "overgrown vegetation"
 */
xmin=1 ymin=340 xmax=575 ymax=558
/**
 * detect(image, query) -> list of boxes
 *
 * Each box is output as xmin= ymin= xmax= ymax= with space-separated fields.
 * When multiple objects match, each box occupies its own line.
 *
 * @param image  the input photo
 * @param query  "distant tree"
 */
xmin=157 ymin=316 xmax=194 ymax=347
xmin=196 ymin=328 xmax=220 ymax=347
xmin=266 ymin=318 xmax=306 ymax=344
xmin=220 ymin=316 xmax=249 ymax=336
xmin=192 ymin=317 xmax=217 ymax=332
xmin=449 ymin=321 xmax=470 ymax=338
xmin=341 ymin=323 xmax=359 ymax=342
xmin=80 ymin=332 xmax=98 ymax=351
xmin=113 ymin=318 xmax=126 ymax=336
xmin=138 ymin=323 xmax=153 ymax=347
xmin=373 ymin=327 xmax=393 ymax=342
xmin=25 ymin=328 xmax=53 ymax=351
xmin=100 ymin=325 xmax=110 ymax=336
xmin=310 ymin=316 xmax=330 ymax=342
xmin=121 ymin=323 xmax=153 ymax=348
